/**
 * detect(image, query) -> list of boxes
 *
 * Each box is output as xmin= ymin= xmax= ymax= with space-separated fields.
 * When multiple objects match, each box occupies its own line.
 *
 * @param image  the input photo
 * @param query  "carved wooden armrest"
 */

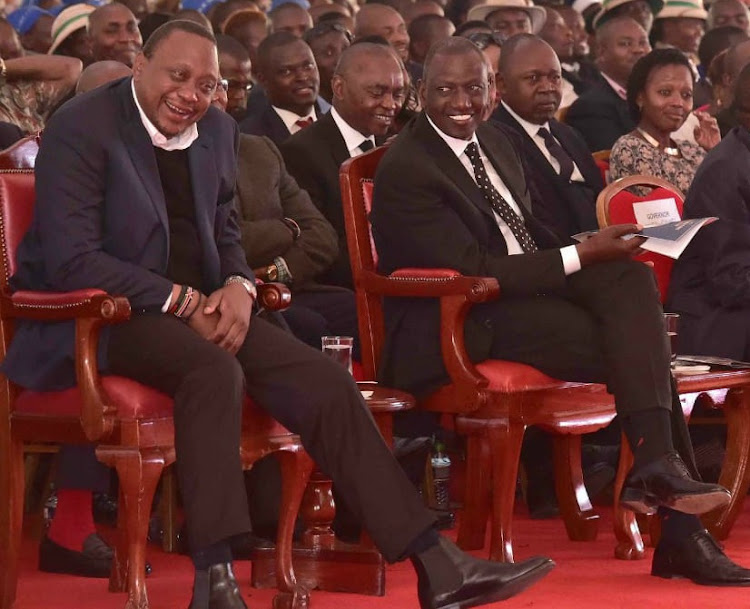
xmin=2 ymin=288 xmax=131 ymax=442
xmin=256 ymin=282 xmax=291 ymax=311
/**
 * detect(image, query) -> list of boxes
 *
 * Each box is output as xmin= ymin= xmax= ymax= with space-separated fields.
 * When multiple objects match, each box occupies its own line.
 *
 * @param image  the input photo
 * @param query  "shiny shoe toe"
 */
xmin=188 ymin=562 xmax=248 ymax=609
xmin=652 ymin=529 xmax=750 ymax=586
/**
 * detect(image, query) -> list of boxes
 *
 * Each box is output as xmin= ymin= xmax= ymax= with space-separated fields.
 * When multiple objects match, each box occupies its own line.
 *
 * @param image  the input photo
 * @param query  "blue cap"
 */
xmin=180 ymin=0 xmax=222 ymax=13
xmin=270 ymin=0 xmax=311 ymax=10
xmin=62 ymin=0 xmax=105 ymax=6
xmin=7 ymin=6 xmax=53 ymax=35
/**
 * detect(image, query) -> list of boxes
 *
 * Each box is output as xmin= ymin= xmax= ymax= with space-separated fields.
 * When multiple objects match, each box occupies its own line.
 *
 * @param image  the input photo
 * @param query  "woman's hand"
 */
xmin=693 ymin=111 xmax=721 ymax=150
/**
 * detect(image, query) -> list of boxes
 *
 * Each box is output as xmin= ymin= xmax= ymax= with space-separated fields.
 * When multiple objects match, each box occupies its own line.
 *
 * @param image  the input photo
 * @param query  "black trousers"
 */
xmin=473 ymin=259 xmax=696 ymax=472
xmin=106 ymin=314 xmax=434 ymax=562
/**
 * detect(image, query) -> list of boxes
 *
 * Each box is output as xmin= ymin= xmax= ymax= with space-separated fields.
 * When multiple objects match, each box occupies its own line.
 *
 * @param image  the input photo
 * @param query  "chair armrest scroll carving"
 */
xmin=256 ymin=282 xmax=291 ymax=311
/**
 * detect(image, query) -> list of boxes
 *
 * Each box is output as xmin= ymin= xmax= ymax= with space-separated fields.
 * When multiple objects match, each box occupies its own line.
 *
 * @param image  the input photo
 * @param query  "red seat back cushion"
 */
xmin=595 ymin=159 xmax=609 ymax=185
xmin=0 ymin=172 xmax=35 ymax=285
xmin=607 ymin=187 xmax=684 ymax=303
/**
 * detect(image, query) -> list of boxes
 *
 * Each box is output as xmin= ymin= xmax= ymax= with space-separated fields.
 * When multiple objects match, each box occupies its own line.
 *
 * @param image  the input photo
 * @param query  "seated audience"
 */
xmin=668 ymin=63 xmax=750 ymax=362
xmin=269 ymin=0 xmax=313 ymax=37
xmin=354 ymin=3 xmax=416 ymax=78
xmin=466 ymin=30 xmax=503 ymax=101
xmin=591 ymin=0 xmax=661 ymax=32
xmin=7 ymin=6 xmax=54 ymax=54
xmin=454 ymin=18 xmax=493 ymax=37
xmin=216 ymin=35 xmax=254 ymax=122
xmin=404 ymin=0 xmax=445 ymax=25
xmin=610 ymin=48 xmax=720 ymax=192
xmin=3 ymin=20 xmax=556 ymax=609
xmin=715 ymin=37 xmax=750 ymax=133
xmin=539 ymin=6 xmax=580 ymax=106
xmin=315 ymin=7 xmax=355 ymax=32
xmin=567 ymin=16 xmax=651 ymax=151
xmin=707 ymin=0 xmax=749 ymax=34
xmin=693 ymin=25 xmax=748 ymax=107
xmin=371 ymin=35 xmax=750 ymax=587
xmin=210 ymin=0 xmax=258 ymax=33
xmin=239 ymin=32 xmax=324 ymax=144
xmin=0 ymin=19 xmax=81 ymax=135
xmin=651 ymin=0 xmax=706 ymax=67
xmin=467 ymin=0 xmax=547 ymax=36
xmin=701 ymin=48 xmax=732 ymax=114
xmin=494 ymin=34 xmax=603 ymax=240
xmin=408 ymin=13 xmax=455 ymax=66
xmin=304 ymin=20 xmax=352 ymax=104
xmin=88 ymin=2 xmax=142 ymax=67
xmin=47 ymin=4 xmax=95 ymax=66
xmin=121 ymin=0 xmax=149 ymax=22
xmin=309 ymin=2 xmax=351 ymax=23
xmin=281 ymin=42 xmax=405 ymax=289
xmin=75 ymin=58 xmax=132 ymax=93
xmin=222 ymin=7 xmax=269 ymax=69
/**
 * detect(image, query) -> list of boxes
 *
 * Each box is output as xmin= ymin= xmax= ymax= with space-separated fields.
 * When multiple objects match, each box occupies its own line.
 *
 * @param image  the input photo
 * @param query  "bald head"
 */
xmin=88 ymin=2 xmax=142 ymax=67
xmin=423 ymin=34 xmax=485 ymax=82
xmin=76 ymin=60 xmax=132 ymax=94
xmin=354 ymin=3 xmax=410 ymax=60
xmin=335 ymin=40 xmax=399 ymax=77
xmin=499 ymin=33 xmax=551 ymax=76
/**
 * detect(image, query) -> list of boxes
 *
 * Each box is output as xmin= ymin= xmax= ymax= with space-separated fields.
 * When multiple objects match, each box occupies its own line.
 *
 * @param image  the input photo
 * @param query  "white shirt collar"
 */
xmin=501 ymin=101 xmax=550 ymax=139
xmin=272 ymin=104 xmax=317 ymax=133
xmin=131 ymin=79 xmax=199 ymax=151
xmin=599 ymin=71 xmax=627 ymax=100
xmin=330 ymin=107 xmax=374 ymax=157
xmin=426 ymin=113 xmax=479 ymax=159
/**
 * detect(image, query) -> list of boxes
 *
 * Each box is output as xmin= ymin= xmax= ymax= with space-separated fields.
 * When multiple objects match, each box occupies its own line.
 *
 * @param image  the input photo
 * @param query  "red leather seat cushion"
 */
xmin=15 ymin=376 xmax=291 ymax=434
xmin=475 ymin=360 xmax=572 ymax=392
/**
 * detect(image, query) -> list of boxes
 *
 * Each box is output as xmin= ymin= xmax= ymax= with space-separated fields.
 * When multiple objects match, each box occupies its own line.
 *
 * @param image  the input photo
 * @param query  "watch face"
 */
xmin=267 ymin=266 xmax=278 ymax=281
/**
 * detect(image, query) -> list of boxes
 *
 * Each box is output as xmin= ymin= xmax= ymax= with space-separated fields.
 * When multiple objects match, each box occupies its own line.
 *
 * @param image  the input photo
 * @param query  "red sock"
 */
xmin=47 ymin=489 xmax=96 ymax=551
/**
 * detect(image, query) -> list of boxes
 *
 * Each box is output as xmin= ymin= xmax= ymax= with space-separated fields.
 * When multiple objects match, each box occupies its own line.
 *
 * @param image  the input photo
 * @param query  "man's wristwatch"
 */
xmin=265 ymin=263 xmax=278 ymax=281
xmin=224 ymin=275 xmax=256 ymax=297
xmin=281 ymin=217 xmax=301 ymax=241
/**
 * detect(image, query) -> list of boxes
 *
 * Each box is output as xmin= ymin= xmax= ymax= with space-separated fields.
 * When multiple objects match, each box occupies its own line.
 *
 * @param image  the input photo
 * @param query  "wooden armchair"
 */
xmin=0 ymin=134 xmax=40 ymax=170
xmin=597 ymin=175 xmax=750 ymax=549
xmin=340 ymin=147 xmax=626 ymax=563
xmin=0 ymin=170 xmax=313 ymax=609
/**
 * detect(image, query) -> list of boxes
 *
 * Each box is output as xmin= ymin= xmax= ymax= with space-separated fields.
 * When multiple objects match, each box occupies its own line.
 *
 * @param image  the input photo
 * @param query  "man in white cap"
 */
xmin=467 ymin=0 xmax=547 ymax=37
xmin=592 ymin=0 xmax=663 ymax=32
xmin=48 ymin=3 xmax=95 ymax=66
xmin=652 ymin=0 xmax=708 ymax=60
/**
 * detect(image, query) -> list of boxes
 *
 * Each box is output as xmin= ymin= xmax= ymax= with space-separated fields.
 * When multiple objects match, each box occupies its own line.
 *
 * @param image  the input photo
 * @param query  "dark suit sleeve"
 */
xmin=566 ymin=96 xmax=623 ymax=152
xmin=280 ymin=138 xmax=329 ymax=215
xmin=371 ymin=153 xmax=567 ymax=298
xmin=215 ymin=124 xmax=256 ymax=284
xmin=34 ymin=118 xmax=173 ymax=309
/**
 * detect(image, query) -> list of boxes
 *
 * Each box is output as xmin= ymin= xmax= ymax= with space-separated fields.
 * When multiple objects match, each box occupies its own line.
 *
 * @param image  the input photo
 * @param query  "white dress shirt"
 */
xmin=330 ymin=107 xmax=376 ymax=157
xmin=273 ymin=105 xmax=317 ymax=135
xmin=501 ymin=102 xmax=585 ymax=183
xmin=131 ymin=79 xmax=198 ymax=151
xmin=599 ymin=71 xmax=627 ymax=100
xmin=426 ymin=115 xmax=581 ymax=275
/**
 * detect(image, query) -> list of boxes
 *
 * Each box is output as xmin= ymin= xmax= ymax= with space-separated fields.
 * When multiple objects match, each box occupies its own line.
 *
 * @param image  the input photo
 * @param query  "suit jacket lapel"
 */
xmin=412 ymin=114 xmax=497 ymax=223
xmin=264 ymin=104 xmax=292 ymax=143
xmin=119 ymin=82 xmax=169 ymax=240
xmin=319 ymin=112 xmax=352 ymax=169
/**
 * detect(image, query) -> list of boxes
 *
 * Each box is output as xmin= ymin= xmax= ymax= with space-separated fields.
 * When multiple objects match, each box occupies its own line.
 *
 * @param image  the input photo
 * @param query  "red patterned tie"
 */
xmin=294 ymin=117 xmax=314 ymax=130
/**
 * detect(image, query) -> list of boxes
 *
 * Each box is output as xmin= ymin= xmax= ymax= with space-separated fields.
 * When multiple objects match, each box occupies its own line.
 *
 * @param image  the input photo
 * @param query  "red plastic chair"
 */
xmin=592 ymin=149 xmax=611 ymax=186
xmin=0 ymin=170 xmax=313 ymax=609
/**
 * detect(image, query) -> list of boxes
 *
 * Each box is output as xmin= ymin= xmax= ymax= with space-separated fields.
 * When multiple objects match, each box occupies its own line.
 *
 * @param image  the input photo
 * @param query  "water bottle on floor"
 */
xmin=431 ymin=439 xmax=451 ymax=511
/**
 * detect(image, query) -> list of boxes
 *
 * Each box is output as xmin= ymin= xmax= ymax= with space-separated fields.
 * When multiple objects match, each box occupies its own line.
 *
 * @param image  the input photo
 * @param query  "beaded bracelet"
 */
xmin=167 ymin=284 xmax=188 ymax=315
xmin=174 ymin=286 xmax=195 ymax=320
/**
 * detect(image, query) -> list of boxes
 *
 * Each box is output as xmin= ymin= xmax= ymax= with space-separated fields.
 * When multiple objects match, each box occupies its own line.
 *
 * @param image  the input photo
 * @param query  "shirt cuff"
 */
xmin=560 ymin=245 xmax=582 ymax=276
xmin=161 ymin=288 xmax=173 ymax=313
xmin=274 ymin=256 xmax=293 ymax=285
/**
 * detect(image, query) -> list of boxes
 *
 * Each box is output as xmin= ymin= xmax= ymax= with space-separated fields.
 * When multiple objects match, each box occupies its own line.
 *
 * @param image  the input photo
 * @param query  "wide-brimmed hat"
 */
xmin=7 ymin=6 xmax=53 ymax=35
xmin=467 ymin=0 xmax=547 ymax=34
xmin=47 ymin=3 xmax=95 ymax=54
xmin=655 ymin=0 xmax=707 ymax=20
xmin=592 ymin=0 xmax=664 ymax=29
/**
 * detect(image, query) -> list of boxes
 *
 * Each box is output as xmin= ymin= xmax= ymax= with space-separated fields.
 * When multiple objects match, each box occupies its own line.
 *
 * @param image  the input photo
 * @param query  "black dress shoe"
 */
xmin=188 ymin=563 xmax=248 ymax=609
xmin=39 ymin=533 xmax=113 ymax=578
xmin=414 ymin=536 xmax=554 ymax=609
xmin=652 ymin=529 xmax=750 ymax=586
xmin=620 ymin=451 xmax=731 ymax=515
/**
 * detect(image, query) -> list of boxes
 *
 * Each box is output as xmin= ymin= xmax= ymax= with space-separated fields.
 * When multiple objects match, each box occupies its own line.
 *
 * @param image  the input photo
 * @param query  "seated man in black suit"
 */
xmin=371 ymin=36 xmax=750 ymax=586
xmin=566 ymin=15 xmax=650 ymax=151
xmin=2 ymin=20 xmax=555 ymax=609
xmin=494 ymin=34 xmax=603 ymax=241
xmin=239 ymin=31 xmax=324 ymax=145
xmin=280 ymin=42 xmax=405 ymax=289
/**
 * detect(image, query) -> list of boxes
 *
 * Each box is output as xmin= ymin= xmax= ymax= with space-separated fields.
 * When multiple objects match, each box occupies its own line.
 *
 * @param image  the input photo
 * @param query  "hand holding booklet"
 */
xmin=574 ymin=198 xmax=717 ymax=259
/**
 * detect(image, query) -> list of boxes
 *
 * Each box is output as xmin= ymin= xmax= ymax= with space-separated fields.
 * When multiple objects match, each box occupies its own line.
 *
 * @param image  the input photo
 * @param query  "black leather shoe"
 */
xmin=188 ymin=563 xmax=248 ymax=609
xmin=652 ymin=529 xmax=750 ymax=586
xmin=414 ymin=537 xmax=554 ymax=609
xmin=39 ymin=533 xmax=113 ymax=578
xmin=620 ymin=451 xmax=731 ymax=515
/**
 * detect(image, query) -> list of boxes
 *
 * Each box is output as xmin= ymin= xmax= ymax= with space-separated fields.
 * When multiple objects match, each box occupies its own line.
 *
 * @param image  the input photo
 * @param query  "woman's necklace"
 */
xmin=637 ymin=128 xmax=680 ymax=157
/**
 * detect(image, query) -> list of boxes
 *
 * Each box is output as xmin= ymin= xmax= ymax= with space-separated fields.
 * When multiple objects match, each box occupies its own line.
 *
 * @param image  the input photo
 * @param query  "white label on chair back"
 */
xmin=633 ymin=198 xmax=680 ymax=227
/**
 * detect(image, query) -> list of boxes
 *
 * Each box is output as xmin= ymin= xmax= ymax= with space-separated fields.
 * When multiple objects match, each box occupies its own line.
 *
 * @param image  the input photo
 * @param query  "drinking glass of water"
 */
xmin=664 ymin=313 xmax=679 ymax=365
xmin=321 ymin=336 xmax=354 ymax=375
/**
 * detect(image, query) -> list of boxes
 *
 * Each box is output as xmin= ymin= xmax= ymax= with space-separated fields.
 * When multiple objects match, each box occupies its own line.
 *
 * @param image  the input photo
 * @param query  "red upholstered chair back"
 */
xmin=0 ymin=170 xmax=35 ymax=292
xmin=0 ymin=133 xmax=41 ymax=170
xmin=340 ymin=145 xmax=389 ymax=381
xmin=596 ymin=175 xmax=685 ymax=302
xmin=592 ymin=149 xmax=611 ymax=185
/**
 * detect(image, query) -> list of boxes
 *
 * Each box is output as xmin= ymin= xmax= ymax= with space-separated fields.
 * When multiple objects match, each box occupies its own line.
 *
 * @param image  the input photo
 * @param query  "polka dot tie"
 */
xmin=464 ymin=142 xmax=538 ymax=253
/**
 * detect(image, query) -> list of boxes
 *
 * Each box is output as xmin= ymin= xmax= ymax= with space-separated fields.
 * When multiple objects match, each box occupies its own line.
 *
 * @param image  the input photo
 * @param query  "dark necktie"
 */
xmin=294 ymin=117 xmax=314 ymax=130
xmin=536 ymin=127 xmax=574 ymax=182
xmin=359 ymin=139 xmax=374 ymax=153
xmin=464 ymin=142 xmax=538 ymax=253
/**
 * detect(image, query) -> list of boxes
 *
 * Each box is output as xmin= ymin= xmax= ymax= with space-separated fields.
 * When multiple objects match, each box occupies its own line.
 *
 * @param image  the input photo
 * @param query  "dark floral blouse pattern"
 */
xmin=609 ymin=133 xmax=706 ymax=195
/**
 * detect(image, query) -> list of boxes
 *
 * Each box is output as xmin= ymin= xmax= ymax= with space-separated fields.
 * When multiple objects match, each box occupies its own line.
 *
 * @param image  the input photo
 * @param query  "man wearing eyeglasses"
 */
xmin=217 ymin=34 xmax=254 ymax=121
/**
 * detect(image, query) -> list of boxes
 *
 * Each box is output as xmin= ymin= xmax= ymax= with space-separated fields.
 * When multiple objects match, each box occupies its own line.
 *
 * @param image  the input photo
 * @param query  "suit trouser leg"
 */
xmin=233 ymin=316 xmax=436 ymax=562
xmin=107 ymin=314 xmax=251 ymax=551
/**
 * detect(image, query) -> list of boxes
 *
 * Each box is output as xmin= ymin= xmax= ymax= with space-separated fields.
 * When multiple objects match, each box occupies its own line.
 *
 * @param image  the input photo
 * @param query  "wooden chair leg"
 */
xmin=272 ymin=446 xmax=314 ymax=609
xmin=97 ymin=446 xmax=170 ymax=609
xmin=159 ymin=466 xmax=179 ymax=553
xmin=0 ymin=436 xmax=24 ymax=609
xmin=612 ymin=433 xmax=645 ymax=560
xmin=487 ymin=420 xmax=525 ymax=563
xmin=553 ymin=434 xmax=599 ymax=542
xmin=456 ymin=434 xmax=490 ymax=551
xmin=704 ymin=387 xmax=750 ymax=540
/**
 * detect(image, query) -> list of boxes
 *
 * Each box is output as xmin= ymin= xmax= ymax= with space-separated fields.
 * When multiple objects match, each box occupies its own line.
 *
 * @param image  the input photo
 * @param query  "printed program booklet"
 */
xmin=574 ymin=198 xmax=717 ymax=259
